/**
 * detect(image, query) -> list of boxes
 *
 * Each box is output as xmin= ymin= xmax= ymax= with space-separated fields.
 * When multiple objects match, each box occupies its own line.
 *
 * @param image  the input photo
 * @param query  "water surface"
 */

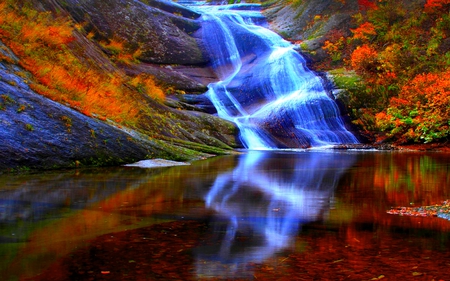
xmin=1 ymin=150 xmax=450 ymax=280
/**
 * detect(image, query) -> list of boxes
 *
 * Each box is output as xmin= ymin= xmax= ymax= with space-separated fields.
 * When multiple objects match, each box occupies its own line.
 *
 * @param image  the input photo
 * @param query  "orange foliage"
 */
xmin=321 ymin=0 xmax=450 ymax=141
xmin=101 ymin=39 xmax=125 ymax=54
xmin=100 ymin=39 xmax=142 ymax=65
xmin=350 ymin=44 xmax=378 ymax=77
xmin=402 ymin=71 xmax=450 ymax=118
xmin=350 ymin=22 xmax=376 ymax=41
xmin=129 ymin=74 xmax=165 ymax=101
xmin=321 ymin=29 xmax=349 ymax=66
xmin=376 ymin=70 xmax=450 ymax=143
xmin=0 ymin=1 xmax=166 ymax=125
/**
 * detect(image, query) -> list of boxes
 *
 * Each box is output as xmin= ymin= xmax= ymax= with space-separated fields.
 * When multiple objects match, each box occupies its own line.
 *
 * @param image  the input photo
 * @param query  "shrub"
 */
xmin=376 ymin=70 xmax=450 ymax=143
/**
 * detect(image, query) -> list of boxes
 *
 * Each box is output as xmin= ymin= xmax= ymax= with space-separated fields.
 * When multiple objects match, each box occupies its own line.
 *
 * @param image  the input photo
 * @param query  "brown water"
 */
xmin=1 ymin=150 xmax=450 ymax=280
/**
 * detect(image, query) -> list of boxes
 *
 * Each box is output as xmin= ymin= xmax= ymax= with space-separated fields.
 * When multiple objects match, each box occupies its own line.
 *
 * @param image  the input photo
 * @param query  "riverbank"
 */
xmin=331 ymin=142 xmax=450 ymax=152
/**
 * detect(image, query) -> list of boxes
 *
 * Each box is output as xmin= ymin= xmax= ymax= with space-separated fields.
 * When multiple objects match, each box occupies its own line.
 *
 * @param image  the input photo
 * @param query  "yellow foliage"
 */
xmin=129 ymin=74 xmax=165 ymax=101
xmin=101 ymin=39 xmax=125 ymax=55
xmin=99 ymin=38 xmax=142 ymax=65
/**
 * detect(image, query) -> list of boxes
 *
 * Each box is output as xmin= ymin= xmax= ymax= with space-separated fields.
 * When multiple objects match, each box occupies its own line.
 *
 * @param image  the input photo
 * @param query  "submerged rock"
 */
xmin=124 ymin=159 xmax=190 ymax=168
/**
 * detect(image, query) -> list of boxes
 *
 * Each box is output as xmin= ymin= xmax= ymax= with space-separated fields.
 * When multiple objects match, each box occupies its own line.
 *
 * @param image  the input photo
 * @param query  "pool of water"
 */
xmin=1 ymin=150 xmax=450 ymax=280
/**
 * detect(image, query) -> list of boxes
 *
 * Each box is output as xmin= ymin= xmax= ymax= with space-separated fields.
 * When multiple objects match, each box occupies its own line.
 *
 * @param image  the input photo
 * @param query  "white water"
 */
xmin=193 ymin=3 xmax=359 ymax=149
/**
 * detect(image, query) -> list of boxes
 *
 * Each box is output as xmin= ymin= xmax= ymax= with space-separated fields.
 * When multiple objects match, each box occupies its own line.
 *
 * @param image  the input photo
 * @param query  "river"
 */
xmin=1 ymin=150 xmax=450 ymax=280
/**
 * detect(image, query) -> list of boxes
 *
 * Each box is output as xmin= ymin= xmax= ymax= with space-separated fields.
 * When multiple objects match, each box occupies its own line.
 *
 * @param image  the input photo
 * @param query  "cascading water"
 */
xmin=191 ymin=3 xmax=359 ymax=149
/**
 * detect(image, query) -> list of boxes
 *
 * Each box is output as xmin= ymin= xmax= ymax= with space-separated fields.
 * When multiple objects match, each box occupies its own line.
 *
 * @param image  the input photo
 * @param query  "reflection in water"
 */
xmin=0 ymin=167 xmax=204 ymax=280
xmin=0 ymin=151 xmax=449 ymax=280
xmin=196 ymin=151 xmax=356 ymax=279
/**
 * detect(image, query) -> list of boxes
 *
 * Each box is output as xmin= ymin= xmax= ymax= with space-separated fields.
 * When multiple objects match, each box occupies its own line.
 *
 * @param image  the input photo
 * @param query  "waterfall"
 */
xmin=194 ymin=3 xmax=359 ymax=149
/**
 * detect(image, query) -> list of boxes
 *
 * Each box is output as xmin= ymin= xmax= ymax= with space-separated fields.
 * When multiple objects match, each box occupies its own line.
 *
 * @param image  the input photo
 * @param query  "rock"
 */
xmin=56 ymin=0 xmax=207 ymax=65
xmin=124 ymin=159 xmax=190 ymax=168
xmin=0 ymin=59 xmax=216 ymax=172
xmin=121 ymin=63 xmax=215 ymax=94
xmin=0 ymin=1 xmax=245 ymax=173
xmin=263 ymin=0 xmax=358 ymax=62
xmin=32 ymin=0 xmax=217 ymax=91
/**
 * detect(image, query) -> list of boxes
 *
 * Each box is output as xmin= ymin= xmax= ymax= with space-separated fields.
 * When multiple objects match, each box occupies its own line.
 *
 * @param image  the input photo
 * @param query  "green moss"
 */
xmin=328 ymin=68 xmax=362 ymax=91
xmin=17 ymin=104 xmax=26 ymax=113
xmin=306 ymin=20 xmax=327 ymax=40
xmin=25 ymin=123 xmax=34 ymax=131
xmin=1 ymin=94 xmax=14 ymax=104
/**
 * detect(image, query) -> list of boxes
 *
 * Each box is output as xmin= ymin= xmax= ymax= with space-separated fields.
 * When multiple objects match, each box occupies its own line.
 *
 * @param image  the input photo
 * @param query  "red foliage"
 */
xmin=424 ymin=0 xmax=450 ymax=13
xmin=358 ymin=0 xmax=378 ymax=10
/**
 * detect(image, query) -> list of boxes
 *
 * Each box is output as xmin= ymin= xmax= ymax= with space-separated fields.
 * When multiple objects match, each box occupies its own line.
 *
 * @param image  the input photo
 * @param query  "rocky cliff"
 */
xmin=262 ymin=0 xmax=360 ymax=62
xmin=0 ymin=0 xmax=243 ymax=173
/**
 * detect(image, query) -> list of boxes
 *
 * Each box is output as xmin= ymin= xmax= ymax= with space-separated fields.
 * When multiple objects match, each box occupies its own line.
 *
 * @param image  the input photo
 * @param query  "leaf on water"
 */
xmin=332 ymin=259 xmax=344 ymax=263
xmin=412 ymin=272 xmax=423 ymax=276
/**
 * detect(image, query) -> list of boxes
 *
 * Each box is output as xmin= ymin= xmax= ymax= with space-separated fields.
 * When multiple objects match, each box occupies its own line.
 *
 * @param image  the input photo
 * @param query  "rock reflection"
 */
xmin=196 ymin=150 xmax=356 ymax=279
xmin=0 ymin=168 xmax=157 ymax=223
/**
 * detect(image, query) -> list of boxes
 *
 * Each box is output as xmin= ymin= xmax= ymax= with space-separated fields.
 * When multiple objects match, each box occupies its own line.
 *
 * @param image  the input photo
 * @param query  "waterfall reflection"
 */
xmin=196 ymin=150 xmax=356 ymax=279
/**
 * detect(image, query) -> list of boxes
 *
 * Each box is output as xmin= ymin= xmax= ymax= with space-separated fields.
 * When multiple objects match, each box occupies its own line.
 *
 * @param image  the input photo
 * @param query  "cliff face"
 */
xmin=263 ymin=0 xmax=360 ymax=62
xmin=0 ymin=0 xmax=243 ymax=173
xmin=33 ymin=0 xmax=217 ymax=92
xmin=53 ymin=0 xmax=205 ymax=65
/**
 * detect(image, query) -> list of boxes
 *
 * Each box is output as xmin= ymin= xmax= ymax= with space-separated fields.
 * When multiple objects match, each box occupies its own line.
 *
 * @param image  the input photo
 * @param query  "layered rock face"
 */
xmin=0 ymin=0 xmax=245 ymax=172
xmin=262 ymin=0 xmax=359 ymax=62
xmin=58 ymin=0 xmax=205 ymax=65
xmin=34 ymin=0 xmax=218 ymax=93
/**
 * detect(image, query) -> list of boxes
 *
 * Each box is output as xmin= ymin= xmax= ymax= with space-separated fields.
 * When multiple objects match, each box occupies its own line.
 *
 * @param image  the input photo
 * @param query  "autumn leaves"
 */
xmin=322 ymin=0 xmax=450 ymax=144
xmin=0 ymin=0 xmax=164 ymax=126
